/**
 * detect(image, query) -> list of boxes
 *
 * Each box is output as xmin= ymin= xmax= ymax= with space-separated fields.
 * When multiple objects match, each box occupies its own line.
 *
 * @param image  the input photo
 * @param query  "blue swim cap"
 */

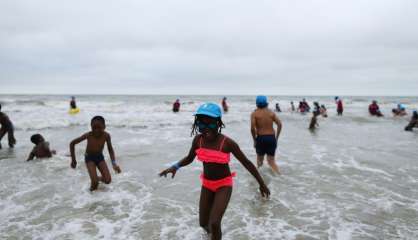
xmin=195 ymin=103 xmax=222 ymax=118
xmin=256 ymin=95 xmax=268 ymax=108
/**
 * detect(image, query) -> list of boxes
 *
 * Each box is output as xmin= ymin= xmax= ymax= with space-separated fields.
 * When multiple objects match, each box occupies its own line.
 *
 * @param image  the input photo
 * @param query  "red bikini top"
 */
xmin=196 ymin=136 xmax=230 ymax=164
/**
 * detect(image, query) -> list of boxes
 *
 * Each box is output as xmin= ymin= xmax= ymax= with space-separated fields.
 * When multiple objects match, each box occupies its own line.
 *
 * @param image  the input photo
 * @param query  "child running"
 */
xmin=70 ymin=116 xmax=121 ymax=191
xmin=27 ymin=134 xmax=56 ymax=161
xmin=0 ymin=103 xmax=16 ymax=149
xmin=159 ymin=103 xmax=270 ymax=240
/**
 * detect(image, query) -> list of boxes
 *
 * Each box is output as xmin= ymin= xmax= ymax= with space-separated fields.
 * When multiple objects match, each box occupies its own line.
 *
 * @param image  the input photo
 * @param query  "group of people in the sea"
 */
xmin=1 ymin=96 xmax=417 ymax=240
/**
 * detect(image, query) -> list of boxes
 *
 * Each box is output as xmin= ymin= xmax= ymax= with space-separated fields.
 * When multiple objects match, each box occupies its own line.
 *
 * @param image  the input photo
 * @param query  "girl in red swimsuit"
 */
xmin=160 ymin=103 xmax=270 ymax=240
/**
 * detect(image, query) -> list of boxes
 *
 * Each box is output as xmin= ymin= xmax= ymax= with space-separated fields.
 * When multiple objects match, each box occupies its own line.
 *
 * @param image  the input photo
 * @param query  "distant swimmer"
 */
xmin=335 ymin=96 xmax=344 ymax=116
xmin=70 ymin=116 xmax=121 ymax=191
xmin=251 ymin=96 xmax=282 ymax=174
xmin=405 ymin=110 xmax=418 ymax=131
xmin=290 ymin=101 xmax=296 ymax=112
xmin=320 ymin=104 xmax=328 ymax=118
xmin=275 ymin=103 xmax=281 ymax=112
xmin=369 ymin=100 xmax=383 ymax=117
xmin=222 ymin=97 xmax=228 ymax=113
xmin=0 ymin=103 xmax=16 ymax=149
xmin=392 ymin=104 xmax=407 ymax=117
xmin=159 ymin=103 xmax=270 ymax=239
xmin=27 ymin=134 xmax=56 ymax=161
xmin=172 ymin=99 xmax=180 ymax=112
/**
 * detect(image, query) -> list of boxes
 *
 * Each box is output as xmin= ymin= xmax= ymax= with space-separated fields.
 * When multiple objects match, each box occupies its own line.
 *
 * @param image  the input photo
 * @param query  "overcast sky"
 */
xmin=1 ymin=0 xmax=418 ymax=95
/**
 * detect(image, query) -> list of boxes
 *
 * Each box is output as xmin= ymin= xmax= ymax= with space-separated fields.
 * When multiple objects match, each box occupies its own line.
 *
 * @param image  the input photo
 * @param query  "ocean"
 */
xmin=0 ymin=95 xmax=417 ymax=240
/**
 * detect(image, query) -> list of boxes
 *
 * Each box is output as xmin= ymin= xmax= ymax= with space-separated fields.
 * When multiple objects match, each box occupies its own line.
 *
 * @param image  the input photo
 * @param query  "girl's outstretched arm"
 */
xmin=229 ymin=138 xmax=270 ymax=198
xmin=159 ymin=135 xmax=199 ymax=178
xmin=69 ymin=133 xmax=88 ymax=168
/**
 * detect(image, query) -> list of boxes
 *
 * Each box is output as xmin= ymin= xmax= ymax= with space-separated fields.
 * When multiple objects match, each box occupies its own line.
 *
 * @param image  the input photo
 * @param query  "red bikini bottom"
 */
xmin=200 ymin=172 xmax=236 ymax=192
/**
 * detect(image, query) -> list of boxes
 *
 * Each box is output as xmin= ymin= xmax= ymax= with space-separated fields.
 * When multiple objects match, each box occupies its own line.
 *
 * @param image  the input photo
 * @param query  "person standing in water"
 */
xmin=159 ymin=103 xmax=270 ymax=240
xmin=251 ymin=96 xmax=282 ymax=174
xmin=335 ymin=96 xmax=343 ymax=116
xmin=0 ymin=103 xmax=16 ymax=149
xmin=290 ymin=101 xmax=296 ymax=112
xmin=70 ymin=96 xmax=77 ymax=109
xmin=172 ymin=99 xmax=180 ymax=112
xmin=221 ymin=97 xmax=228 ymax=113
xmin=275 ymin=103 xmax=281 ymax=112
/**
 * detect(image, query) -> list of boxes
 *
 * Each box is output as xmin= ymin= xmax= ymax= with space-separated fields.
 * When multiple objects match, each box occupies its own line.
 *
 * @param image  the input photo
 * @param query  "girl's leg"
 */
xmin=209 ymin=187 xmax=232 ymax=240
xmin=97 ymin=161 xmax=112 ymax=184
xmin=199 ymin=186 xmax=215 ymax=233
xmin=86 ymin=162 xmax=99 ymax=191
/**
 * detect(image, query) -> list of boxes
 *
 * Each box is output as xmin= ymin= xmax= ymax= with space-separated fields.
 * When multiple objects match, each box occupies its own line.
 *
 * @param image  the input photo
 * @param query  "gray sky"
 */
xmin=1 ymin=0 xmax=418 ymax=95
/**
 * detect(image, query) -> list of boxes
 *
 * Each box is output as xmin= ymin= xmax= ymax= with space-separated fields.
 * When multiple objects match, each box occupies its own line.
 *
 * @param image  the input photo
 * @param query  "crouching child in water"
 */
xmin=405 ymin=110 xmax=418 ymax=131
xmin=27 ymin=134 xmax=56 ymax=161
xmin=0 ymin=103 xmax=16 ymax=149
xmin=70 ymin=116 xmax=121 ymax=191
xmin=159 ymin=103 xmax=270 ymax=240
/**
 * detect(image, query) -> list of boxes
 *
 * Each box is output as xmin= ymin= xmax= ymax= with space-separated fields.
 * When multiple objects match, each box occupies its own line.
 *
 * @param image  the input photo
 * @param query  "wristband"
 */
xmin=111 ymin=160 xmax=116 ymax=165
xmin=171 ymin=162 xmax=181 ymax=170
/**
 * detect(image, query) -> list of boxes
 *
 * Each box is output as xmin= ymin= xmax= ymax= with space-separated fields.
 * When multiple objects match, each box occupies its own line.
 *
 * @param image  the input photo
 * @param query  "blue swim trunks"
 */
xmin=255 ymin=135 xmax=277 ymax=156
xmin=84 ymin=153 xmax=105 ymax=165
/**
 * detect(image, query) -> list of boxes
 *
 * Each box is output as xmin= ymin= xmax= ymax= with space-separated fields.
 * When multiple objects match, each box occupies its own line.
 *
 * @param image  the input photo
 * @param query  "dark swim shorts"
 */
xmin=256 ymin=135 xmax=277 ymax=156
xmin=84 ymin=153 xmax=105 ymax=165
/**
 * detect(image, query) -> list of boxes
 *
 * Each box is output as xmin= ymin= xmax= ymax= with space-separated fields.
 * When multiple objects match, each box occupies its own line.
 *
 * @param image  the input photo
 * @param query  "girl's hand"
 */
xmin=159 ymin=167 xmax=177 ymax=178
xmin=112 ymin=164 xmax=121 ymax=173
xmin=259 ymin=184 xmax=270 ymax=198
xmin=71 ymin=160 xmax=77 ymax=169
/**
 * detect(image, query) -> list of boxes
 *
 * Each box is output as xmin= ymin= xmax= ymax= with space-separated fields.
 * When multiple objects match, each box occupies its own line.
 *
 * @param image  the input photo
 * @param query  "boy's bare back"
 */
xmin=251 ymin=108 xmax=278 ymax=136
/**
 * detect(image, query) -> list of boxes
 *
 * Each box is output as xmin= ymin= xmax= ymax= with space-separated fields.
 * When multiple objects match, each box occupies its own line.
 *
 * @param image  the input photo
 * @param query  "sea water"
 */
xmin=0 ymin=95 xmax=417 ymax=240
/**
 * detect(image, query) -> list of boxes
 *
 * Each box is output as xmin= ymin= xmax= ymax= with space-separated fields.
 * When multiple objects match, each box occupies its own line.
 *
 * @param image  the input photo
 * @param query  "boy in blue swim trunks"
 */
xmin=70 ymin=116 xmax=121 ymax=191
xmin=251 ymin=96 xmax=282 ymax=174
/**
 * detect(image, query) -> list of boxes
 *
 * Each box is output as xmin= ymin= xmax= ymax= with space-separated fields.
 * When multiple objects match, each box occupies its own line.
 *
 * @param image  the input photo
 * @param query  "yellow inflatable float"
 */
xmin=69 ymin=108 xmax=80 ymax=115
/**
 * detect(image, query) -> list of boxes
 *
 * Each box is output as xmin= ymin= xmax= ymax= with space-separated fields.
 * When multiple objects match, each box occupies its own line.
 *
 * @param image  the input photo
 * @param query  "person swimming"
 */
xmin=392 ymin=104 xmax=407 ymax=116
xmin=369 ymin=100 xmax=383 ymax=117
xmin=159 ymin=103 xmax=270 ymax=240
xmin=27 ymin=134 xmax=56 ymax=161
